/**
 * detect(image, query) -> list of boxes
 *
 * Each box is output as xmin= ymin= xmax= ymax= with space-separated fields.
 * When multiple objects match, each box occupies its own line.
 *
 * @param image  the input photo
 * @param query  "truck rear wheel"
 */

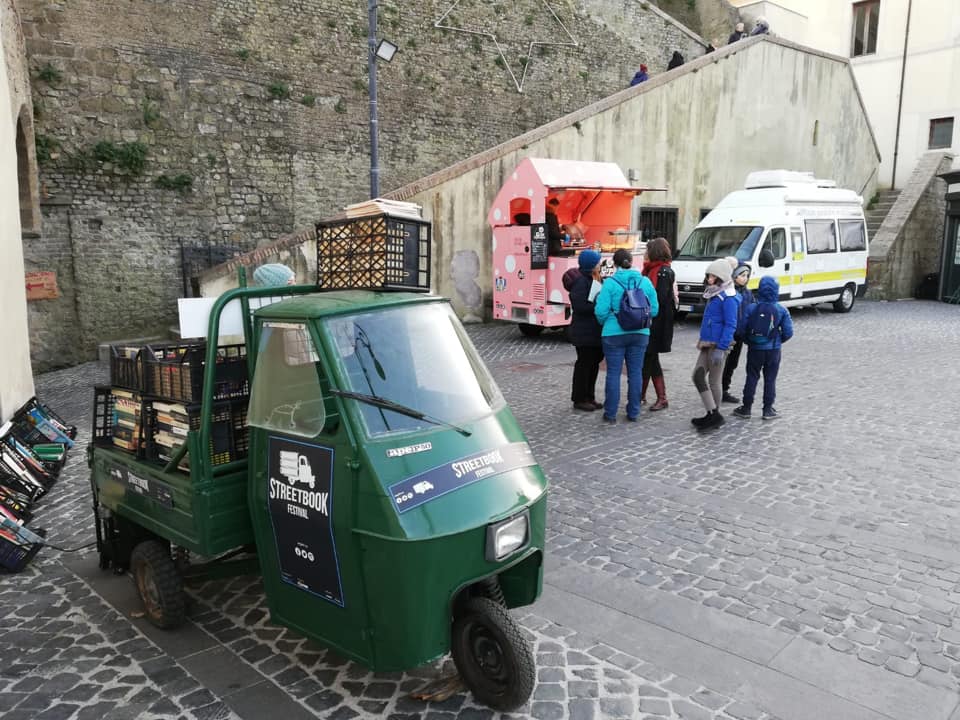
xmin=517 ymin=323 xmax=544 ymax=337
xmin=451 ymin=596 xmax=535 ymax=711
xmin=131 ymin=540 xmax=186 ymax=629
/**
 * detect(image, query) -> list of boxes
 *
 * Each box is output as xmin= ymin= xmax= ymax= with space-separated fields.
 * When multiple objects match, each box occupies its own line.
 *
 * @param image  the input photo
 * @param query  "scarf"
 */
xmin=641 ymin=260 xmax=670 ymax=289
xmin=702 ymin=280 xmax=732 ymax=300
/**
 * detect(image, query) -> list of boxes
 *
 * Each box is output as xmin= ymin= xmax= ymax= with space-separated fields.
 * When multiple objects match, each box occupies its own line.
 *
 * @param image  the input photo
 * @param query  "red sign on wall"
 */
xmin=25 ymin=271 xmax=59 ymax=301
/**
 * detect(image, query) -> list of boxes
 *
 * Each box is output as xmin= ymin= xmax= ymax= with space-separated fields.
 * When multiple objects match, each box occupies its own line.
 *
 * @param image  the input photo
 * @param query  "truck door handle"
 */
xmin=784 ymin=263 xmax=790 ymax=271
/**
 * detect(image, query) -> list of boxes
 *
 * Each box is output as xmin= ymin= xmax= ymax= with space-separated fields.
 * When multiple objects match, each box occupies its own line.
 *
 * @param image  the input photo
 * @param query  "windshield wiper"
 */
xmin=329 ymin=389 xmax=472 ymax=437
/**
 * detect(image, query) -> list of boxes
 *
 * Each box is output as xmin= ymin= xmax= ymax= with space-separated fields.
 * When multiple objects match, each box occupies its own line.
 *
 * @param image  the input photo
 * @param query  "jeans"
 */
xmin=601 ymin=333 xmax=649 ymax=420
xmin=742 ymin=347 xmax=781 ymax=410
xmin=571 ymin=346 xmax=604 ymax=403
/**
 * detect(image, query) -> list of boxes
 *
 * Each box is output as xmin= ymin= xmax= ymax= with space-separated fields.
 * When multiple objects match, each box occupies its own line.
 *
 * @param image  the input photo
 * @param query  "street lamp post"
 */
xmin=367 ymin=0 xmax=380 ymax=199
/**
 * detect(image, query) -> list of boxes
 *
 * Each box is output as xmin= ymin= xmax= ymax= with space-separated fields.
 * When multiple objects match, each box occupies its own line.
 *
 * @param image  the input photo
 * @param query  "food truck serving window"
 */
xmin=249 ymin=322 xmax=327 ymax=438
xmin=324 ymin=303 xmax=503 ymax=438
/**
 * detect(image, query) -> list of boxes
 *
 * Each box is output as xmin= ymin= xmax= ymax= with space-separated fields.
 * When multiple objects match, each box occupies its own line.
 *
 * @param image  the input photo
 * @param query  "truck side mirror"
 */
xmin=759 ymin=249 xmax=775 ymax=268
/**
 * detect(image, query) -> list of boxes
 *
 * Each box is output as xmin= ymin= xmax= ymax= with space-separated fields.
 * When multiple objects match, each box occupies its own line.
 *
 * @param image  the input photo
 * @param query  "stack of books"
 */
xmin=152 ymin=400 xmax=191 ymax=471
xmin=344 ymin=198 xmax=423 ymax=221
xmin=111 ymin=389 xmax=145 ymax=453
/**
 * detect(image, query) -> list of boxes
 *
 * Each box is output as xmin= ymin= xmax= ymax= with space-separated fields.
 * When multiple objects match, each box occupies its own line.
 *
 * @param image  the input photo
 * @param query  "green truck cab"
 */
xmin=90 ymin=281 xmax=547 ymax=711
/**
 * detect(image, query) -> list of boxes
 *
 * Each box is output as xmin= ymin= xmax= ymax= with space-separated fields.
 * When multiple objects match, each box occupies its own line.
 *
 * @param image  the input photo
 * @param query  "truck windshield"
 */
xmin=676 ymin=226 xmax=763 ymax=261
xmin=324 ymin=303 xmax=503 ymax=438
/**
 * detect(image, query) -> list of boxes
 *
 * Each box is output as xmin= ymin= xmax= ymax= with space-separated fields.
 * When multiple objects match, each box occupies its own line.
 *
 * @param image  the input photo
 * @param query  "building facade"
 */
xmin=729 ymin=0 xmax=960 ymax=190
xmin=1 ymin=0 xmax=38 ymax=421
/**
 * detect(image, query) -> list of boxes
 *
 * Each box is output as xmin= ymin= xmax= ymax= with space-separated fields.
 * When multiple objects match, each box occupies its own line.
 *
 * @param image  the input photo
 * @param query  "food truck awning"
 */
xmin=488 ymin=158 xmax=663 ymax=227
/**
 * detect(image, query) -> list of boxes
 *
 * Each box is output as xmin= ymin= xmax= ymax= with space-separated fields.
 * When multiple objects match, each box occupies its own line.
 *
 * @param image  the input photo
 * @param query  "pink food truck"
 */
xmin=489 ymin=158 xmax=656 ymax=336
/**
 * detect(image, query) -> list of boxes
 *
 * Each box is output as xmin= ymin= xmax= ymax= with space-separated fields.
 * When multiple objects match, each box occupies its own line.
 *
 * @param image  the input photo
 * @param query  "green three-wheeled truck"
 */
xmin=88 ymin=216 xmax=548 ymax=711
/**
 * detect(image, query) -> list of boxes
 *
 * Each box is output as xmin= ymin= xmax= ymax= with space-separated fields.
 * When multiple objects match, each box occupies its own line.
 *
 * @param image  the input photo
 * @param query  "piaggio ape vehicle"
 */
xmin=490 ymin=157 xmax=660 ymax=336
xmin=89 ymin=214 xmax=547 ymax=711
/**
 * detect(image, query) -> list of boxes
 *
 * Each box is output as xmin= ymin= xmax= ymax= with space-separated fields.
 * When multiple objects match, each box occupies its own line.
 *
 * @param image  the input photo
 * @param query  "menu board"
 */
xmin=530 ymin=223 xmax=548 ymax=270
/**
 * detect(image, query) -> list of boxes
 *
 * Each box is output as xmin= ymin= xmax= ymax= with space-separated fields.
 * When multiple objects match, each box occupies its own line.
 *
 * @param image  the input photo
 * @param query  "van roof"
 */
xmin=715 ymin=186 xmax=863 ymax=209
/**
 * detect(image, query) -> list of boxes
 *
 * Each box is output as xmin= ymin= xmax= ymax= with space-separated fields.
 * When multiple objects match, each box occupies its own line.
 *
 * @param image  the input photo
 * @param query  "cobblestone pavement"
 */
xmin=3 ymin=298 xmax=960 ymax=719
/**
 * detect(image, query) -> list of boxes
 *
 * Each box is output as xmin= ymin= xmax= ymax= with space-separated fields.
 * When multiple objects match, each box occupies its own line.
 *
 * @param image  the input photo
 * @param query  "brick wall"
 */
xmin=18 ymin=0 xmax=708 ymax=369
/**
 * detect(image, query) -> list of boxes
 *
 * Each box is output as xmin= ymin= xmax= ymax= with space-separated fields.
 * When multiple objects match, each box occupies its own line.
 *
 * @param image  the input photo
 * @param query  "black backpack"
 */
xmin=746 ymin=302 xmax=777 ymax=343
xmin=613 ymin=276 xmax=653 ymax=331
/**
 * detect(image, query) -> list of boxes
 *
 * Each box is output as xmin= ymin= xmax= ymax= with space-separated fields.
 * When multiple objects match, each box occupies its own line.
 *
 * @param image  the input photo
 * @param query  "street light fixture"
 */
xmin=367 ymin=1 xmax=399 ymax=199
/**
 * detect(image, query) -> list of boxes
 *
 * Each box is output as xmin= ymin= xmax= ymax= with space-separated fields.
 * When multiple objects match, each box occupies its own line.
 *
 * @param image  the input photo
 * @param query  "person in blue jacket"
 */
xmin=562 ymin=249 xmax=604 ymax=412
xmin=733 ymin=275 xmax=794 ymax=420
xmin=594 ymin=248 xmax=659 ymax=423
xmin=629 ymin=64 xmax=649 ymax=86
xmin=721 ymin=262 xmax=755 ymax=404
xmin=691 ymin=258 xmax=740 ymax=430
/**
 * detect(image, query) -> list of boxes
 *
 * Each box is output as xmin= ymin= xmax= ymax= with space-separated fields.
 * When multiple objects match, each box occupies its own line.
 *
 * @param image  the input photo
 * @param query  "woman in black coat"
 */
xmin=563 ymin=250 xmax=604 ymax=411
xmin=640 ymin=238 xmax=677 ymax=410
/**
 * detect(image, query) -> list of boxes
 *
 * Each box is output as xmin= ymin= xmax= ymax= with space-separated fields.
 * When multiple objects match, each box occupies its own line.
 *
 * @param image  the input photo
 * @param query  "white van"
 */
xmin=673 ymin=170 xmax=869 ymax=314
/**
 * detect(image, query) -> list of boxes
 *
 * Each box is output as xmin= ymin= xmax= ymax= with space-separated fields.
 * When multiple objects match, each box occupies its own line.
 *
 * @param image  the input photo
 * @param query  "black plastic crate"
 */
xmin=110 ymin=345 xmax=147 ymax=392
xmin=145 ymin=342 xmax=249 ymax=404
xmin=91 ymin=386 xmax=116 ymax=447
xmin=316 ymin=213 xmax=431 ymax=291
xmin=91 ymin=387 xmax=148 ymax=459
xmin=16 ymin=397 xmax=77 ymax=440
xmin=148 ymin=398 xmax=249 ymax=471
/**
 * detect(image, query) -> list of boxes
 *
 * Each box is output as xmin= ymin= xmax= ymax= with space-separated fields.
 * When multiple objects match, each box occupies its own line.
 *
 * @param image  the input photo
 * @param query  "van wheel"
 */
xmin=833 ymin=284 xmax=856 ymax=313
xmin=452 ymin=597 xmax=535 ymax=711
xmin=518 ymin=323 xmax=544 ymax=337
xmin=131 ymin=540 xmax=186 ymax=629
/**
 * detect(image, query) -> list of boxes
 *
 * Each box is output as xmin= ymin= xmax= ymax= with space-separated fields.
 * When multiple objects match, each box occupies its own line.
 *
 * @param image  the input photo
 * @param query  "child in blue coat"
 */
xmin=733 ymin=276 xmax=794 ymax=420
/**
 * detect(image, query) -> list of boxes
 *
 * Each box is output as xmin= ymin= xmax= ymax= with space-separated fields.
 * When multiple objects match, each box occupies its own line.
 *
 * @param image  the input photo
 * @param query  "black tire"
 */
xmin=451 ymin=596 xmax=535 ymax=712
xmin=517 ymin=323 xmax=544 ymax=337
xmin=833 ymin=283 xmax=856 ymax=313
xmin=130 ymin=540 xmax=186 ymax=629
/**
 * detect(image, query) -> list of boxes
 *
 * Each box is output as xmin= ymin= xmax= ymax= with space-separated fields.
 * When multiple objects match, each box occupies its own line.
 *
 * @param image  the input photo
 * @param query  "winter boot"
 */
xmin=697 ymin=409 xmax=726 ymax=431
xmin=650 ymin=376 xmax=668 ymax=411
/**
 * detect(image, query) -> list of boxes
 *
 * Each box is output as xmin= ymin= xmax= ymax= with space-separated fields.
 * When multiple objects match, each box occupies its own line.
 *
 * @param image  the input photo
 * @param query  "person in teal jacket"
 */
xmin=594 ymin=249 xmax=659 ymax=423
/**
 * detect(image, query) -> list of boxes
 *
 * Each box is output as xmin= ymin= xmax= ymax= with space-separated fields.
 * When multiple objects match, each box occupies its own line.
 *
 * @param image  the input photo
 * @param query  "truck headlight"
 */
xmin=485 ymin=511 xmax=529 ymax=562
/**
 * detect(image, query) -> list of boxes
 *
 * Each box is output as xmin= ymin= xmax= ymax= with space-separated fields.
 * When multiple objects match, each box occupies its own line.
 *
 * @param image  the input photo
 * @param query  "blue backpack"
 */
xmin=746 ymin=302 xmax=778 ymax=343
xmin=613 ymin=276 xmax=653 ymax=331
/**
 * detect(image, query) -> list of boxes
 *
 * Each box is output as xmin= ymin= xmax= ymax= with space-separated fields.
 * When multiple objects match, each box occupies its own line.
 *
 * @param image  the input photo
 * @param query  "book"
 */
xmin=343 ymin=198 xmax=423 ymax=221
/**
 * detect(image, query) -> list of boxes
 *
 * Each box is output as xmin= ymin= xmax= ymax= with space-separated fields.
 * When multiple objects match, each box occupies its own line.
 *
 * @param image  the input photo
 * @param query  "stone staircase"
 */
xmin=865 ymin=189 xmax=900 ymax=239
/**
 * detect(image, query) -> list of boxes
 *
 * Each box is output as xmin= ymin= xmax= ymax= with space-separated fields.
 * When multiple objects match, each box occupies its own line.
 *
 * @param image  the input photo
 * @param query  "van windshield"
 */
xmin=676 ymin=226 xmax=763 ymax=261
xmin=324 ymin=303 xmax=503 ymax=438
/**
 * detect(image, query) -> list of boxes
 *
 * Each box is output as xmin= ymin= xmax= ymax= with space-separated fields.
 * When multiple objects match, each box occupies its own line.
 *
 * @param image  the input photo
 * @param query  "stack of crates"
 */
xmin=93 ymin=341 xmax=250 ymax=473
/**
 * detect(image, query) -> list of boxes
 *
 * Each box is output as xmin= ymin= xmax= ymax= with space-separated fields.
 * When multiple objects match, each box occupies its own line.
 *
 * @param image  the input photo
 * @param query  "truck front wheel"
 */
xmin=451 ymin=596 xmax=535 ymax=711
xmin=131 ymin=540 xmax=186 ymax=630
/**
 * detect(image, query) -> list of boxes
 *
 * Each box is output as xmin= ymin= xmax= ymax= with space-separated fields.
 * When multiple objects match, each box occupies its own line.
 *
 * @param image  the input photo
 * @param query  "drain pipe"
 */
xmin=890 ymin=0 xmax=913 ymax=190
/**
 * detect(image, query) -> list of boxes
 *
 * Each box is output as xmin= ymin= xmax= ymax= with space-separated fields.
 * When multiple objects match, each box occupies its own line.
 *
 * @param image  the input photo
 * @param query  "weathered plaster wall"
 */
xmin=1 ymin=0 xmax=37 ymax=421
xmin=387 ymin=37 xmax=880 ymax=319
xmin=867 ymin=152 xmax=952 ymax=299
xmin=19 ymin=0 xmax=709 ymax=369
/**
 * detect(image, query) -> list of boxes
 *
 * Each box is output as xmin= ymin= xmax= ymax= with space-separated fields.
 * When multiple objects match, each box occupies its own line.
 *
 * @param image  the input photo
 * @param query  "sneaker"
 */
xmin=722 ymin=392 xmax=740 ymax=404
xmin=626 ymin=415 xmax=639 ymax=422
xmin=601 ymin=415 xmax=616 ymax=424
xmin=590 ymin=400 xmax=604 ymax=410
xmin=573 ymin=402 xmax=597 ymax=412
xmin=698 ymin=410 xmax=726 ymax=431
xmin=733 ymin=405 xmax=752 ymax=419
xmin=762 ymin=407 xmax=779 ymax=420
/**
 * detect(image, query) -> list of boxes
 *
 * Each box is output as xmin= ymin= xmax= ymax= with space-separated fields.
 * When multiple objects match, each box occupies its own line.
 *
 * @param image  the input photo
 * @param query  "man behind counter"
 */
xmin=545 ymin=197 xmax=575 ymax=256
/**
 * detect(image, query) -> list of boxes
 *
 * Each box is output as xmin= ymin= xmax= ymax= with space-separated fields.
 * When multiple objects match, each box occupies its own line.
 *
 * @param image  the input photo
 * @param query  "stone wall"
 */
xmin=867 ymin=152 xmax=953 ymax=300
xmin=18 ymin=0 xmax=709 ymax=369
xmin=1 ymin=0 xmax=37 ymax=421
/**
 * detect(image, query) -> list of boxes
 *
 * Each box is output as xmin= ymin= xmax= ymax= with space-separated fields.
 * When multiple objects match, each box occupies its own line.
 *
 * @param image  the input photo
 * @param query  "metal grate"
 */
xmin=637 ymin=207 xmax=679 ymax=253
xmin=180 ymin=241 xmax=242 ymax=297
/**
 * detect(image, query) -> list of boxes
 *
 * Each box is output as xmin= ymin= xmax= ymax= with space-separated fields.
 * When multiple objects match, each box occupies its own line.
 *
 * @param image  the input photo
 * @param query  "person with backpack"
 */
xmin=733 ymin=276 xmax=794 ymax=420
xmin=691 ymin=259 xmax=739 ymax=430
xmin=640 ymin=238 xmax=677 ymax=411
xmin=594 ymin=248 xmax=659 ymax=423
xmin=721 ymin=262 xmax=755 ymax=404
xmin=563 ymin=250 xmax=604 ymax=412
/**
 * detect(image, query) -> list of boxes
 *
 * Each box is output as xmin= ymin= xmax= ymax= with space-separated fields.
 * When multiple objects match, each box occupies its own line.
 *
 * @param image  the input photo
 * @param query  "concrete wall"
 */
xmin=382 ymin=37 xmax=880 ymax=320
xmin=1 ymin=0 xmax=36 ymax=422
xmin=19 ymin=0 xmax=711 ymax=369
xmin=729 ymin=0 xmax=960 ymax=189
xmin=867 ymin=152 xmax=953 ymax=299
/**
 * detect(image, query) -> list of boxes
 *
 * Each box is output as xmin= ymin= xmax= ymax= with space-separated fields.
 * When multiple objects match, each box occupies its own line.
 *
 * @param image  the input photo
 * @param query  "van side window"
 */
xmin=839 ymin=220 xmax=866 ymax=251
xmin=791 ymin=228 xmax=803 ymax=255
xmin=761 ymin=228 xmax=787 ymax=260
xmin=805 ymin=219 xmax=837 ymax=254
